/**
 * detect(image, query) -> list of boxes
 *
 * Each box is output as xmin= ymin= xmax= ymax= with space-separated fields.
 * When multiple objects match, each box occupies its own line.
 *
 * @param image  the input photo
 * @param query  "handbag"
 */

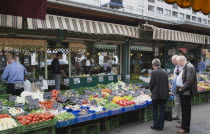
xmin=164 ymin=106 xmax=173 ymax=121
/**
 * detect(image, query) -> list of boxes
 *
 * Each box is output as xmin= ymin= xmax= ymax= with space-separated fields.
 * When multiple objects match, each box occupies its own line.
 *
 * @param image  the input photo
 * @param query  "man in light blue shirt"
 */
xmin=1 ymin=55 xmax=27 ymax=95
xmin=171 ymin=55 xmax=182 ymax=121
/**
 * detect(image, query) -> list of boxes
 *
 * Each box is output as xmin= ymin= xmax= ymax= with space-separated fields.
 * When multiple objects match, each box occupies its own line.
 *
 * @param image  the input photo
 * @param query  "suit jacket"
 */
xmin=180 ymin=62 xmax=197 ymax=95
xmin=51 ymin=58 xmax=61 ymax=74
xmin=149 ymin=67 xmax=169 ymax=99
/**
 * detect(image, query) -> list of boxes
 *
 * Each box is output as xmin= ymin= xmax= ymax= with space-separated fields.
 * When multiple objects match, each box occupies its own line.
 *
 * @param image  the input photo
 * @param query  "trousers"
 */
xmin=52 ymin=74 xmax=61 ymax=90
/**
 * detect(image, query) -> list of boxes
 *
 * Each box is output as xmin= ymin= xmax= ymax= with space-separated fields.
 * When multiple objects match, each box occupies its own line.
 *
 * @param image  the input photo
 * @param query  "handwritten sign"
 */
xmin=108 ymin=76 xmax=114 ymax=81
xmin=73 ymin=78 xmax=80 ymax=84
xmin=117 ymin=75 xmax=121 ymax=80
xmin=87 ymin=77 xmax=92 ymax=83
xmin=99 ymin=76 xmax=104 ymax=82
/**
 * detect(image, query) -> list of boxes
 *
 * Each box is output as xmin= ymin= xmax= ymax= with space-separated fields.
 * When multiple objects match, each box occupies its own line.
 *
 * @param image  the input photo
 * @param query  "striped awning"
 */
xmin=153 ymin=28 xmax=205 ymax=44
xmin=130 ymin=46 xmax=153 ymax=51
xmin=0 ymin=38 xmax=47 ymax=46
xmin=95 ymin=44 xmax=118 ymax=49
xmin=0 ymin=14 xmax=22 ymax=29
xmin=27 ymin=14 xmax=139 ymax=38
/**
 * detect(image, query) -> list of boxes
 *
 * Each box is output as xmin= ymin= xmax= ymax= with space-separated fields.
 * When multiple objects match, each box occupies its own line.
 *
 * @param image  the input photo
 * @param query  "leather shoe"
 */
xmin=177 ymin=129 xmax=189 ymax=133
xmin=176 ymin=125 xmax=182 ymax=128
xmin=150 ymin=126 xmax=159 ymax=131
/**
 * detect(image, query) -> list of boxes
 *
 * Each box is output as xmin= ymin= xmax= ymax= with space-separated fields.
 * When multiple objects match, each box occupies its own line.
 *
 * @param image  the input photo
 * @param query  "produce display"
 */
xmin=0 ymin=116 xmax=19 ymax=131
xmin=103 ymin=102 xmax=120 ymax=110
xmin=116 ymin=100 xmax=135 ymax=106
xmin=0 ymin=99 xmax=8 ymax=106
xmin=55 ymin=112 xmax=75 ymax=121
xmin=39 ymin=100 xmax=55 ymax=109
xmin=17 ymin=113 xmax=54 ymax=125
xmin=8 ymin=107 xmax=25 ymax=116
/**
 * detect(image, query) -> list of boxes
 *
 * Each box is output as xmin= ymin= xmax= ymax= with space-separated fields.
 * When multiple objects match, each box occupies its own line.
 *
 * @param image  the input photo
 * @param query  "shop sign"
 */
xmin=117 ymin=75 xmax=121 ymax=80
xmin=64 ymin=79 xmax=69 ymax=86
xmin=87 ymin=77 xmax=92 ymax=83
xmin=99 ymin=76 xmax=104 ymax=82
xmin=73 ymin=78 xmax=80 ymax=84
xmin=108 ymin=76 xmax=114 ymax=81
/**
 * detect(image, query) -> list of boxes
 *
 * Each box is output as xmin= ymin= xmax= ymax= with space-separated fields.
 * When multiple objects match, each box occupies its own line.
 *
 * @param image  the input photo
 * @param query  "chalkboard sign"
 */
xmin=117 ymin=75 xmax=121 ymax=80
xmin=47 ymin=80 xmax=55 ymax=86
xmin=108 ymin=76 xmax=114 ymax=81
xmin=73 ymin=78 xmax=80 ymax=84
xmin=64 ymin=78 xmax=69 ymax=86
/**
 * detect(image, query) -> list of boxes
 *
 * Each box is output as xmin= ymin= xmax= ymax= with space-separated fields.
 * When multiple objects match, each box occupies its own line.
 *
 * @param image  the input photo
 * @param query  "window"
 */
xmin=148 ymin=5 xmax=155 ymax=12
xmin=148 ymin=0 xmax=155 ymax=3
xmin=165 ymin=9 xmax=171 ymax=16
xmin=179 ymin=13 xmax=184 ymax=19
xmin=192 ymin=16 xmax=196 ymax=21
xmin=208 ymin=20 xmax=210 ymax=25
xmin=157 ymin=0 xmax=163 ymax=2
xmin=198 ymin=18 xmax=202 ymax=23
xmin=157 ymin=7 xmax=163 ymax=14
xmin=208 ymin=14 xmax=210 ymax=18
xmin=172 ymin=11 xmax=178 ymax=17
xmin=172 ymin=3 xmax=178 ymax=9
xmin=203 ymin=19 xmax=207 ymax=24
xmin=186 ymin=15 xmax=191 ymax=20
xmin=192 ymin=11 xmax=196 ymax=14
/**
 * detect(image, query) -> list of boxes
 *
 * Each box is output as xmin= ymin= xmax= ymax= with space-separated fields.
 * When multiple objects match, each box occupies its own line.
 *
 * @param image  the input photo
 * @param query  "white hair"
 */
xmin=172 ymin=55 xmax=178 ymax=60
xmin=177 ymin=56 xmax=187 ymax=61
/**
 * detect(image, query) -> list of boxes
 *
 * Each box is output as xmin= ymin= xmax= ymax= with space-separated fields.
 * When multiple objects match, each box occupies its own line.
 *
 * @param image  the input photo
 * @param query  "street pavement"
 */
xmin=108 ymin=102 xmax=210 ymax=134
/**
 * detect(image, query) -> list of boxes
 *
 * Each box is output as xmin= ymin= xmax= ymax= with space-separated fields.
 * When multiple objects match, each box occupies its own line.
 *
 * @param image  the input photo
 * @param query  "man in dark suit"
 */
xmin=149 ymin=59 xmax=169 ymax=131
xmin=176 ymin=56 xmax=197 ymax=133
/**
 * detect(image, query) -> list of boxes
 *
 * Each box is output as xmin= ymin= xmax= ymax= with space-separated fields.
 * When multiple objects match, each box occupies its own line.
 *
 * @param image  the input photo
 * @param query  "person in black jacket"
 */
xmin=176 ymin=56 xmax=197 ymax=133
xmin=51 ymin=52 xmax=64 ymax=90
xmin=149 ymin=59 xmax=169 ymax=131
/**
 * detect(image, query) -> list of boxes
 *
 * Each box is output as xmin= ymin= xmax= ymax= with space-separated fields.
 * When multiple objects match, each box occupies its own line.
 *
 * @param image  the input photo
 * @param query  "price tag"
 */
xmin=15 ymin=83 xmax=24 ymax=89
xmin=15 ymin=103 xmax=24 ymax=108
xmin=9 ymin=95 xmax=17 ymax=101
xmin=108 ymin=76 xmax=114 ymax=81
xmin=25 ymin=95 xmax=32 ymax=102
xmin=87 ymin=77 xmax=92 ymax=83
xmin=35 ymin=81 xmax=43 ymax=87
xmin=73 ymin=78 xmax=80 ymax=84
xmin=64 ymin=78 xmax=69 ymax=86
xmin=43 ymin=92 xmax=52 ymax=100
xmin=108 ymin=96 xmax=113 ymax=101
xmin=90 ymin=100 xmax=97 ymax=105
xmin=126 ymin=74 xmax=130 ymax=79
xmin=117 ymin=75 xmax=121 ymax=80
xmin=132 ymin=93 xmax=138 ymax=98
xmin=99 ymin=76 xmax=104 ymax=82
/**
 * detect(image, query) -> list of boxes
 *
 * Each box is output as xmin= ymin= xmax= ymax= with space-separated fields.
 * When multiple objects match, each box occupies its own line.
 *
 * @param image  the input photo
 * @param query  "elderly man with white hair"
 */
xmin=175 ymin=56 xmax=197 ymax=133
xmin=171 ymin=55 xmax=182 ymax=121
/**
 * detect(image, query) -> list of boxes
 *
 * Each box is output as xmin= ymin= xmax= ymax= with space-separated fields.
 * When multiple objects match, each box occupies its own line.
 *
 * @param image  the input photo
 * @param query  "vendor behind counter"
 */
xmin=1 ymin=55 xmax=27 ymax=95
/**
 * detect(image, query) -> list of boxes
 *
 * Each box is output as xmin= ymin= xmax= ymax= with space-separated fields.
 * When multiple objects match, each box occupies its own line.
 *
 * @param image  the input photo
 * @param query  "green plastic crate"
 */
xmin=84 ymin=123 xmax=100 ymax=134
xmin=0 ymin=121 xmax=22 ymax=134
xmin=106 ymin=118 xmax=119 ymax=131
xmin=21 ymin=119 xmax=56 ymax=133
xmin=22 ymin=126 xmax=55 ymax=134
xmin=69 ymin=126 xmax=84 ymax=134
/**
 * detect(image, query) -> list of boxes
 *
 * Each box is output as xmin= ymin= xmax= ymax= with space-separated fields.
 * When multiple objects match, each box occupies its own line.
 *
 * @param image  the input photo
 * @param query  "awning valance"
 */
xmin=130 ymin=46 xmax=153 ymax=51
xmin=0 ymin=14 xmax=22 ymax=29
xmin=153 ymin=28 xmax=205 ymax=44
xmin=95 ymin=44 xmax=118 ymax=49
xmin=27 ymin=14 xmax=139 ymax=38
xmin=0 ymin=38 xmax=47 ymax=46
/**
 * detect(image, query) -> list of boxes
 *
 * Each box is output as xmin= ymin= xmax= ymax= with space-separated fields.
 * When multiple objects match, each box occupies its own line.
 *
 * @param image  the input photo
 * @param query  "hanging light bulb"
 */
xmin=98 ymin=52 xmax=100 ymax=56
xmin=130 ymin=53 xmax=133 ymax=56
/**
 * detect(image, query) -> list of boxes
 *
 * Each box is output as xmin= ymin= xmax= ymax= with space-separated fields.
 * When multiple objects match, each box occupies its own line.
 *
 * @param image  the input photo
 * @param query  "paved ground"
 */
xmin=108 ymin=102 xmax=210 ymax=134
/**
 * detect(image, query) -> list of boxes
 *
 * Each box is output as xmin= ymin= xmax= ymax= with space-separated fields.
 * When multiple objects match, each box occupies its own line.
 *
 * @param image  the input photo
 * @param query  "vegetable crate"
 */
xmin=144 ymin=105 xmax=153 ymax=122
xmin=122 ymin=105 xmax=136 ymax=112
xmin=59 ymin=126 xmax=84 ymax=134
xmin=110 ymin=108 xmax=122 ymax=115
xmin=76 ymin=114 xmax=93 ymax=123
xmin=83 ymin=123 xmax=100 ymax=134
xmin=106 ymin=118 xmax=119 ymax=131
xmin=0 ymin=125 xmax=22 ymax=134
xmin=21 ymin=119 xmax=56 ymax=134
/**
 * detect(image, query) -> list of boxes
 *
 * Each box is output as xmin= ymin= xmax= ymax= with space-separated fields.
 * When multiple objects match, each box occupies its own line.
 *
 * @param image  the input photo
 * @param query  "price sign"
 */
xmin=43 ymin=92 xmax=52 ymax=100
xmin=132 ymin=93 xmax=138 ymax=98
xmin=64 ymin=78 xmax=69 ymax=86
xmin=25 ymin=95 xmax=32 ymax=102
xmin=35 ymin=81 xmax=43 ymax=87
xmin=47 ymin=80 xmax=55 ymax=86
xmin=9 ymin=95 xmax=17 ymax=101
xmin=108 ymin=76 xmax=114 ymax=81
xmin=87 ymin=77 xmax=92 ymax=83
xmin=73 ymin=78 xmax=80 ymax=84
xmin=90 ymin=100 xmax=97 ymax=105
xmin=108 ymin=96 xmax=113 ymax=101
xmin=117 ymin=75 xmax=121 ymax=80
xmin=15 ymin=83 xmax=24 ymax=89
xmin=126 ymin=74 xmax=130 ymax=80
xmin=99 ymin=76 xmax=104 ymax=82
xmin=15 ymin=103 xmax=24 ymax=108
